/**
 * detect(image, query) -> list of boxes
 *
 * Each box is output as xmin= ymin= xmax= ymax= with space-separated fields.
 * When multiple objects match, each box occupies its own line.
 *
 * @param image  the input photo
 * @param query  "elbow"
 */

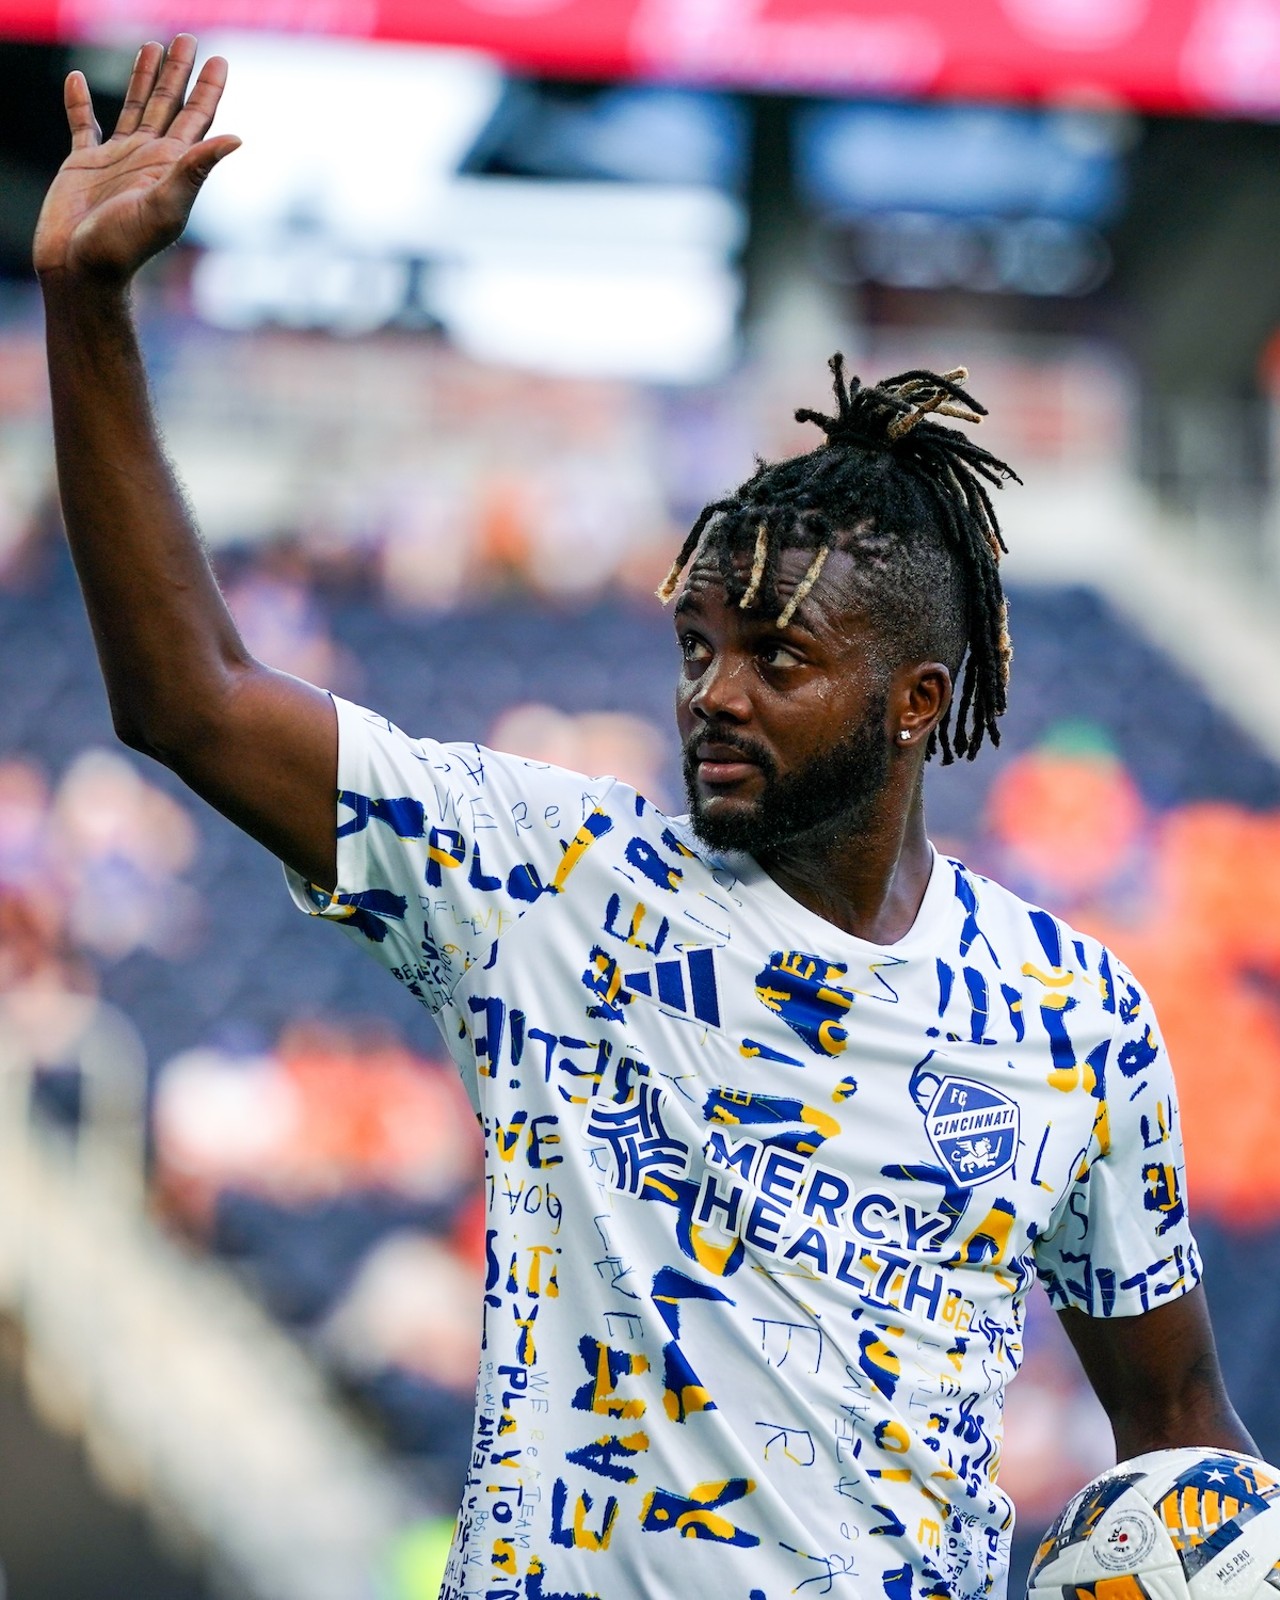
xmin=110 ymin=709 xmax=164 ymax=761
xmin=99 ymin=637 xmax=259 ymax=766
xmin=103 ymin=650 xmax=259 ymax=769
xmin=107 ymin=687 xmax=230 ymax=771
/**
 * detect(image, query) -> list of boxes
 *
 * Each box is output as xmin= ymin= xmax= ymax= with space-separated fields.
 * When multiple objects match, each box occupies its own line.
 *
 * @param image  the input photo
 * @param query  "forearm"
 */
xmin=42 ymin=270 xmax=248 ymax=757
xmin=32 ymin=42 xmax=340 ymax=887
xmin=1060 ymin=1296 xmax=1257 ymax=1464
xmin=1108 ymin=1355 xmax=1256 ymax=1462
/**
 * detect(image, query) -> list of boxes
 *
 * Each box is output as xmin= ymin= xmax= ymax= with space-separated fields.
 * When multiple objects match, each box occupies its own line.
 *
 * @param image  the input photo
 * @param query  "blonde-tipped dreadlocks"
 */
xmin=658 ymin=355 xmax=1020 ymax=764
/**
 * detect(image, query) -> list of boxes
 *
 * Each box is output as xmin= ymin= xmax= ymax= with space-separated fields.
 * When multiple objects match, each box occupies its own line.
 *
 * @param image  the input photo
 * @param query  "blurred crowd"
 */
xmin=0 ymin=749 xmax=197 ymax=1068
xmin=0 ymin=286 xmax=1130 ymax=602
xmin=978 ymin=728 xmax=1280 ymax=1223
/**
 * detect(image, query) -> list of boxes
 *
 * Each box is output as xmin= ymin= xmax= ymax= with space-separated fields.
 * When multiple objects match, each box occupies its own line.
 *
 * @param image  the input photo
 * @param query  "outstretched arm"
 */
xmin=35 ymin=36 xmax=338 ymax=888
xmin=1059 ymin=1286 xmax=1255 ymax=1462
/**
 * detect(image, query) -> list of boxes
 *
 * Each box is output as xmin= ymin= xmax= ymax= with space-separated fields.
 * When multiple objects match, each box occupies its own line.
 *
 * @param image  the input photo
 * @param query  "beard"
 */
xmin=682 ymin=697 xmax=890 ymax=858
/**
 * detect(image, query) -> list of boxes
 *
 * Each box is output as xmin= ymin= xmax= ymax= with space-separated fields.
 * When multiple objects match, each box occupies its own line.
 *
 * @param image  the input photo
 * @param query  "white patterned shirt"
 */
xmin=287 ymin=696 xmax=1201 ymax=1600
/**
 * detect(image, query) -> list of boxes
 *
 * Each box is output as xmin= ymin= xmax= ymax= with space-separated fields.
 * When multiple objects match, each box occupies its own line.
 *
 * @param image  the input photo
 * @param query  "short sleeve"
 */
xmin=284 ymin=695 xmax=618 ymax=1012
xmin=1033 ymin=963 xmax=1203 ymax=1319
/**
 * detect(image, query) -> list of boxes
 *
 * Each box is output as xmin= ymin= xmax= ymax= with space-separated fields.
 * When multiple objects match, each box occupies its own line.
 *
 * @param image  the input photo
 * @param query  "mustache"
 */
xmin=681 ymin=726 xmax=778 ymax=779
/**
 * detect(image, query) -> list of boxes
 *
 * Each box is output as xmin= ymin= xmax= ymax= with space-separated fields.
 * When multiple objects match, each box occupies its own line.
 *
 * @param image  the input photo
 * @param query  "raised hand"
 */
xmin=33 ymin=34 xmax=239 ymax=283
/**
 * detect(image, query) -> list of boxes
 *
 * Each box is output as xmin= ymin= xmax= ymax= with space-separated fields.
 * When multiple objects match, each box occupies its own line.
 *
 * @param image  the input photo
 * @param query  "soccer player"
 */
xmin=35 ymin=37 xmax=1253 ymax=1600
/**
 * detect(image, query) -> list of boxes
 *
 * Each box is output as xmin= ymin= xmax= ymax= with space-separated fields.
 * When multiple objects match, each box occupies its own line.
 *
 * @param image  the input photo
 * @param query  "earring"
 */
xmin=898 ymin=730 xmax=911 ymax=742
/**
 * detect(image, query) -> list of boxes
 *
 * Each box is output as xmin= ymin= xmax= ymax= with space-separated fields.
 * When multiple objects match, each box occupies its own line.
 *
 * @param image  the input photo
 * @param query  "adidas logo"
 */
xmin=624 ymin=947 xmax=721 ymax=1028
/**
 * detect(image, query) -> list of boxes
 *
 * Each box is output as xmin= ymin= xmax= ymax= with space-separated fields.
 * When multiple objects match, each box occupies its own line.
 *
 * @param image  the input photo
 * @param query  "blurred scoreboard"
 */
xmin=2 ymin=0 xmax=1278 ymax=117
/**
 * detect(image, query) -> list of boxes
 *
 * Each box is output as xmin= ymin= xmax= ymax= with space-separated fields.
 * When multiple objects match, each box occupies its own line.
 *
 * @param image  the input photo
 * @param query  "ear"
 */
xmin=890 ymin=661 xmax=952 ymax=750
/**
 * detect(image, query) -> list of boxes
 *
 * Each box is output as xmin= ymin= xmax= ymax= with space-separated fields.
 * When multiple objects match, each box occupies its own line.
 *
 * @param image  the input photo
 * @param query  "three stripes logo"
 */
xmin=624 ymin=947 xmax=721 ymax=1028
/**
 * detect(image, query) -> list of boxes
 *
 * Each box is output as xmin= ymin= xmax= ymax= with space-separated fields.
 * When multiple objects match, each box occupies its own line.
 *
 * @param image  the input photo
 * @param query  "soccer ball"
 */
xmin=1027 ymin=1449 xmax=1280 ymax=1600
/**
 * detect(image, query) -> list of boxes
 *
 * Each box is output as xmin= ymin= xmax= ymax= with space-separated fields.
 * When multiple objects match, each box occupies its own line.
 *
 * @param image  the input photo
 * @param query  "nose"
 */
xmin=688 ymin=649 xmax=752 ymax=724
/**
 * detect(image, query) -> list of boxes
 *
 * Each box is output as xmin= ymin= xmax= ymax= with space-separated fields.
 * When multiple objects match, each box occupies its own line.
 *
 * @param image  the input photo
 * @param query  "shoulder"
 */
xmin=333 ymin=694 xmax=622 ymax=814
xmin=942 ymin=853 xmax=1144 ymax=1023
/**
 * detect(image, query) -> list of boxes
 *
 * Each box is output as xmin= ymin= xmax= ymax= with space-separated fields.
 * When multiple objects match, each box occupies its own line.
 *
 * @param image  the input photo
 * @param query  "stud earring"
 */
xmin=898 ymin=730 xmax=911 ymax=742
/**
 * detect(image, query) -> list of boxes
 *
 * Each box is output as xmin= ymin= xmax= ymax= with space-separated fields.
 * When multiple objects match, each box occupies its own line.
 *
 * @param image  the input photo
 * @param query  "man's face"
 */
xmin=674 ymin=546 xmax=893 ymax=856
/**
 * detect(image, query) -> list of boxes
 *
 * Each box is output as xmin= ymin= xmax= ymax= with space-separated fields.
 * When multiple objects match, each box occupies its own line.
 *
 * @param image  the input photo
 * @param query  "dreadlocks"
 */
xmin=658 ymin=356 xmax=1020 ymax=764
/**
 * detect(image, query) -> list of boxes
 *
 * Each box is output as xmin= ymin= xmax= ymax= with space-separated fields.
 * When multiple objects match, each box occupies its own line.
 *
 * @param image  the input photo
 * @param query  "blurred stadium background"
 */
xmin=3 ymin=2 xmax=1280 ymax=1596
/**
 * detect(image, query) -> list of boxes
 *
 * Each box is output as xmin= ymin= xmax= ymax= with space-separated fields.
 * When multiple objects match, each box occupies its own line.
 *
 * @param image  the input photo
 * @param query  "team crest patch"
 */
xmin=925 ymin=1077 xmax=1019 ymax=1187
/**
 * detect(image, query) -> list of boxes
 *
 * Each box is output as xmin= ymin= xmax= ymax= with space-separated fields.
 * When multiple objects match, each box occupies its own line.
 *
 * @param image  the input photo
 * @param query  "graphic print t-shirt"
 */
xmin=286 ymin=697 xmax=1202 ymax=1600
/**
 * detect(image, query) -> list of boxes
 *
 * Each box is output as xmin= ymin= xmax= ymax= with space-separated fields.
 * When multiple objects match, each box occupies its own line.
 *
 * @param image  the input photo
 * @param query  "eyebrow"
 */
xmin=672 ymin=589 xmax=822 ymax=643
xmin=746 ymin=602 xmax=819 ymax=638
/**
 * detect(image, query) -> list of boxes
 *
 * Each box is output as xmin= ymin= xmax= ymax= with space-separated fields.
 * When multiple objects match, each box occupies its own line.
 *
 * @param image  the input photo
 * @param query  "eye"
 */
xmin=679 ymin=632 xmax=712 ymax=669
xmin=758 ymin=639 xmax=802 ymax=669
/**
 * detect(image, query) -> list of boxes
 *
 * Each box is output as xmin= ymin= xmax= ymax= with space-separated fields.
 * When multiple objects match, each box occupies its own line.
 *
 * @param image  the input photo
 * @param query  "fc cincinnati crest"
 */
xmin=925 ymin=1077 xmax=1020 ymax=1187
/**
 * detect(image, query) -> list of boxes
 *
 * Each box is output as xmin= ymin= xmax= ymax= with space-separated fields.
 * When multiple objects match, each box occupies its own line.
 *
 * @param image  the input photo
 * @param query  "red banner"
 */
xmin=3 ymin=0 xmax=1279 ymax=116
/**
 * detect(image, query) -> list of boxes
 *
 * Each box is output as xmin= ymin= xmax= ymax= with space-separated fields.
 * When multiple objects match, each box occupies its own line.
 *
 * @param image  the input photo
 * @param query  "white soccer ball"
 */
xmin=1027 ymin=1448 xmax=1280 ymax=1600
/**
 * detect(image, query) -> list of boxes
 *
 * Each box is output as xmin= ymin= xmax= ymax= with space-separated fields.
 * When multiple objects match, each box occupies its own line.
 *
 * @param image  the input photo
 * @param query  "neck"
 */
xmin=756 ymin=781 xmax=933 ymax=943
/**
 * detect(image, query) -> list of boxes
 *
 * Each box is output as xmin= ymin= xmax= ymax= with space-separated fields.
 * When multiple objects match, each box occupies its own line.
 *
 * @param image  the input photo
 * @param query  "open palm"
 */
xmin=33 ymin=34 xmax=239 ymax=283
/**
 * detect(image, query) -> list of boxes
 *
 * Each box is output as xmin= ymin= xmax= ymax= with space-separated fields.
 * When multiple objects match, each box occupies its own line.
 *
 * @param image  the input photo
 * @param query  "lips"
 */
xmin=694 ymin=740 xmax=762 ymax=786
